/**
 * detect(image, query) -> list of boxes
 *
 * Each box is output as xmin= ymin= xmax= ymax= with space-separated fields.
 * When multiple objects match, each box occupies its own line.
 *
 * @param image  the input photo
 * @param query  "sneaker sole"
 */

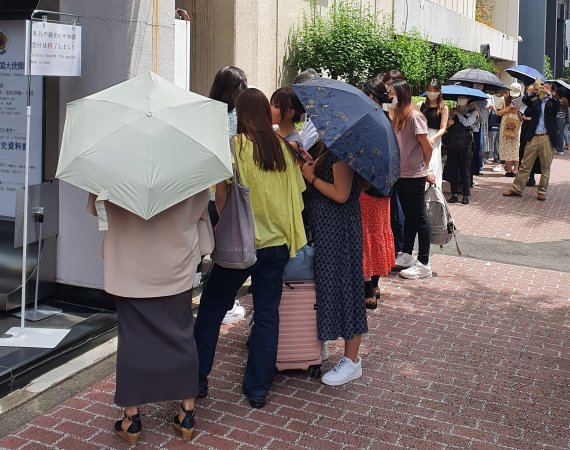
xmin=321 ymin=370 xmax=362 ymax=386
xmin=399 ymin=272 xmax=432 ymax=280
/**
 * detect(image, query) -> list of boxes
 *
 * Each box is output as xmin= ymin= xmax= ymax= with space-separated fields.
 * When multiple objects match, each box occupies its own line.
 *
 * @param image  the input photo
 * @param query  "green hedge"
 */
xmin=288 ymin=0 xmax=496 ymax=92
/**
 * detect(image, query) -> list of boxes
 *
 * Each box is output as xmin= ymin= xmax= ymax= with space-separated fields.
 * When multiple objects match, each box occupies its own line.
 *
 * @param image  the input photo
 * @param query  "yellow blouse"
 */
xmin=233 ymin=134 xmax=307 ymax=257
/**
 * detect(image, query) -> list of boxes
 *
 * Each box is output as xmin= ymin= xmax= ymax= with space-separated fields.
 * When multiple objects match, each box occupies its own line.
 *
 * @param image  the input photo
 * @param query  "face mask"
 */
xmin=387 ymin=97 xmax=398 ymax=109
xmin=426 ymin=91 xmax=439 ymax=101
xmin=457 ymin=97 xmax=468 ymax=106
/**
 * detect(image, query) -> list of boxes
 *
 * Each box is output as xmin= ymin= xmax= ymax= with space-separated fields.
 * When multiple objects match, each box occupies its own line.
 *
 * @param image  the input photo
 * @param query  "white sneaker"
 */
xmin=555 ymin=151 xmax=564 ymax=155
xmin=400 ymin=260 xmax=432 ymax=279
xmin=221 ymin=301 xmax=246 ymax=324
xmin=321 ymin=356 xmax=362 ymax=386
xmin=395 ymin=252 xmax=415 ymax=269
xmin=492 ymin=165 xmax=502 ymax=172
xmin=321 ymin=341 xmax=329 ymax=361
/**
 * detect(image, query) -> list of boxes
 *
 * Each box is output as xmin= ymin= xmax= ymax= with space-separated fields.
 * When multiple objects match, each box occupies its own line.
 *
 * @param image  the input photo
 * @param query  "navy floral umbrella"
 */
xmin=292 ymin=78 xmax=400 ymax=195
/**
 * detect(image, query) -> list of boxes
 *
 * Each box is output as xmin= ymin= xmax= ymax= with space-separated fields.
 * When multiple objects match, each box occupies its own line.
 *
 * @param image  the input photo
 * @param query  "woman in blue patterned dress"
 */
xmin=301 ymin=141 xmax=367 ymax=386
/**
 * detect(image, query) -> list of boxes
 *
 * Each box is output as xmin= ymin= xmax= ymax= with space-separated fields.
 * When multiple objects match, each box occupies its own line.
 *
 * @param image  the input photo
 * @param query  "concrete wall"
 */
xmin=56 ymin=0 xmax=176 ymax=289
xmin=493 ymin=0 xmax=519 ymax=37
xmin=433 ymin=0 xmax=476 ymax=19
xmin=393 ymin=0 xmax=519 ymax=61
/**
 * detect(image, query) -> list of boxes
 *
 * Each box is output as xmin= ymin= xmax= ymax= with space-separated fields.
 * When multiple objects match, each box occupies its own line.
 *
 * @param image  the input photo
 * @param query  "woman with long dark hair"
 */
xmin=419 ymin=79 xmax=448 ymax=188
xmin=194 ymin=88 xmax=306 ymax=409
xmin=390 ymin=79 xmax=433 ymax=279
xmin=359 ymin=76 xmax=395 ymax=309
xmin=207 ymin=66 xmax=248 ymax=225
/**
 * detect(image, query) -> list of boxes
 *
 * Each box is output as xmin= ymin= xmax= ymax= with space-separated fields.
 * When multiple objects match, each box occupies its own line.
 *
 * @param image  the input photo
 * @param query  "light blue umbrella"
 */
xmin=506 ymin=65 xmax=545 ymax=85
xmin=292 ymin=78 xmax=399 ymax=195
xmin=421 ymin=85 xmax=488 ymax=101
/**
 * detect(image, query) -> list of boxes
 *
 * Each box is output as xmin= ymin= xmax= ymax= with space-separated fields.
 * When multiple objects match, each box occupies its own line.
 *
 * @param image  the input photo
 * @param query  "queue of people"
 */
xmin=96 ymin=65 xmax=565 ymax=446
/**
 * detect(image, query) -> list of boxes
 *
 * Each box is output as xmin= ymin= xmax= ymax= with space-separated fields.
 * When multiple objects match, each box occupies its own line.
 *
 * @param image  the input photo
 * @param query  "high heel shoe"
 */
xmin=173 ymin=402 xmax=195 ymax=441
xmin=114 ymin=410 xmax=142 ymax=445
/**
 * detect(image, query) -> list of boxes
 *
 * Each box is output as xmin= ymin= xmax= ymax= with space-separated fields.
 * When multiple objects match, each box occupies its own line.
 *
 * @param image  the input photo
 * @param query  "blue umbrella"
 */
xmin=421 ymin=85 xmax=488 ymax=101
xmin=292 ymin=78 xmax=399 ymax=195
xmin=506 ymin=65 xmax=545 ymax=85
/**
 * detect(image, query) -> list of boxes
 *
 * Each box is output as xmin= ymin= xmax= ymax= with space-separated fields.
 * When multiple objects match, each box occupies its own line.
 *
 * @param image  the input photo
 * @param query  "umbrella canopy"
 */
xmin=505 ymin=65 xmax=545 ymax=85
xmin=449 ymin=68 xmax=506 ymax=92
xmin=547 ymin=79 xmax=570 ymax=91
xmin=421 ymin=85 xmax=488 ymax=101
xmin=56 ymin=72 xmax=232 ymax=229
xmin=292 ymin=78 xmax=400 ymax=196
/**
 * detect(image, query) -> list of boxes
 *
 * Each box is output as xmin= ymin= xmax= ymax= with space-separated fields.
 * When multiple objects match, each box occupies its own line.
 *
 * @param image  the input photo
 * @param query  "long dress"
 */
xmin=307 ymin=154 xmax=367 ymax=341
xmin=497 ymin=97 xmax=522 ymax=161
xmin=360 ymin=192 xmax=394 ymax=277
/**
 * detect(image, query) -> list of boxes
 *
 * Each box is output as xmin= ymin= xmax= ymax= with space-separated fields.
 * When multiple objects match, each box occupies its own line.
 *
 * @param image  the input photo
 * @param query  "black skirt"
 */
xmin=114 ymin=290 xmax=199 ymax=406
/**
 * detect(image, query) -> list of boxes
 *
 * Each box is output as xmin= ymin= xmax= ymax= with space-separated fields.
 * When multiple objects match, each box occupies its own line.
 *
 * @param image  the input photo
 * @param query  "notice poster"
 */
xmin=0 ymin=21 xmax=43 ymax=218
xmin=25 ymin=20 xmax=81 ymax=77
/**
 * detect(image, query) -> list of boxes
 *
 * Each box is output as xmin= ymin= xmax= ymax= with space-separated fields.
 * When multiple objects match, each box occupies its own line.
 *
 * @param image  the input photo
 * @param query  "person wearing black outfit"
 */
xmin=504 ymin=84 xmax=560 ymax=200
xmin=443 ymin=96 xmax=480 ymax=205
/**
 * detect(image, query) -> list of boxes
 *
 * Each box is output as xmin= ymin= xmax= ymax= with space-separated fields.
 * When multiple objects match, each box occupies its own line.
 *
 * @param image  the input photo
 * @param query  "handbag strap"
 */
xmin=230 ymin=136 xmax=242 ymax=185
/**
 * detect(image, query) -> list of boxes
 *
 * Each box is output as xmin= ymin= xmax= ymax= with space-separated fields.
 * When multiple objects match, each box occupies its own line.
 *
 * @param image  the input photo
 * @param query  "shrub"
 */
xmin=288 ymin=0 xmax=496 ymax=92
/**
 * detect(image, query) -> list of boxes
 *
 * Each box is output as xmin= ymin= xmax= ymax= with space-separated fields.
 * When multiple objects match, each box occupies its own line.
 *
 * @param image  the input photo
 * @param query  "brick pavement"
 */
xmin=1 ymin=255 xmax=569 ymax=450
xmin=445 ymin=152 xmax=570 ymax=243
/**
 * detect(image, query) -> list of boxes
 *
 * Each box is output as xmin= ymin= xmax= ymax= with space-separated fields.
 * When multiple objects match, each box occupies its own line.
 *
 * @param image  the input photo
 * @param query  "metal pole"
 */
xmin=33 ymin=221 xmax=42 ymax=311
xmin=18 ymin=11 xmax=36 ymax=334
xmin=17 ymin=9 xmax=81 ymax=333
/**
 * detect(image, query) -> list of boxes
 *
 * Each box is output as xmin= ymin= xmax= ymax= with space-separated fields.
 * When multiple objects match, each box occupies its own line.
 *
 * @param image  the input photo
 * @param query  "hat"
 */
xmin=509 ymin=82 xmax=522 ymax=98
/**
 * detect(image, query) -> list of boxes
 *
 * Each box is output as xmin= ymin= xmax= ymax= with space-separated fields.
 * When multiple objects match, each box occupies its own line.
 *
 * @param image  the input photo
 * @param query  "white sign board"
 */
xmin=0 ymin=21 xmax=43 ymax=218
xmin=25 ymin=20 xmax=81 ymax=77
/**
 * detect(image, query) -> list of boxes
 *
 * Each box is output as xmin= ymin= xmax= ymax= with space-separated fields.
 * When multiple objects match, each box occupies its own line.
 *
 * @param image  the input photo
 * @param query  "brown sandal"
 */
xmin=364 ymin=297 xmax=377 ymax=310
xmin=537 ymin=193 xmax=546 ymax=201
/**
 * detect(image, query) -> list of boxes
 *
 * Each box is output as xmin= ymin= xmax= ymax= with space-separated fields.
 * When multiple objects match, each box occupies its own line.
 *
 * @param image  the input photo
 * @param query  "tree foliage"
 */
xmin=288 ymin=0 xmax=497 ymax=92
xmin=544 ymin=55 xmax=554 ymax=80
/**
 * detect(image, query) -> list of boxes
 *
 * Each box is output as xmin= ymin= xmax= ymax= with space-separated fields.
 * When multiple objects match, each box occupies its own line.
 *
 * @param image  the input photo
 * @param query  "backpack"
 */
xmin=425 ymin=186 xmax=461 ymax=255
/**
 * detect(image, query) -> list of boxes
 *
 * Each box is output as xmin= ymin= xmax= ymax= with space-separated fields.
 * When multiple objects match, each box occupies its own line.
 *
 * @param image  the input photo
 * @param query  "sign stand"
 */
xmin=13 ymin=207 xmax=62 ymax=321
xmin=0 ymin=9 xmax=80 ymax=349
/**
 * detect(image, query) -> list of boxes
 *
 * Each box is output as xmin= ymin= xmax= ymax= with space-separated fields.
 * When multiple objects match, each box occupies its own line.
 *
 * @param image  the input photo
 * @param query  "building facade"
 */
xmin=183 ymin=0 xmax=521 ymax=96
xmin=518 ymin=0 xmax=568 ymax=78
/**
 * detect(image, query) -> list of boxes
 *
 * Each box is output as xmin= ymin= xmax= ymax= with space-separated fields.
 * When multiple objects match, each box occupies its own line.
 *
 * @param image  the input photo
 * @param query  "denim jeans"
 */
xmin=194 ymin=245 xmax=289 ymax=398
xmin=395 ymin=177 xmax=430 ymax=265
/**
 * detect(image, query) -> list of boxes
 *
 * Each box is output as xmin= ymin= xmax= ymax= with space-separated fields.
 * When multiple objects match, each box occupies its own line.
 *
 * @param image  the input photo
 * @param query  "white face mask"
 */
xmin=426 ymin=91 xmax=439 ymax=101
xmin=457 ymin=97 xmax=469 ymax=106
xmin=387 ymin=96 xmax=398 ymax=109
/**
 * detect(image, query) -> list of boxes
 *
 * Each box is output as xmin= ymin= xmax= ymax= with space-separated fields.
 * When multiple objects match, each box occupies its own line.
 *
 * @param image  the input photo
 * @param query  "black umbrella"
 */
xmin=449 ymin=69 xmax=506 ymax=93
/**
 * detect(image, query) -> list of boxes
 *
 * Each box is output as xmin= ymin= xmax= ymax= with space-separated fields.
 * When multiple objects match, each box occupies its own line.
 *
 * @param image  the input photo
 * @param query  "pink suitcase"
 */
xmin=276 ymin=281 xmax=322 ymax=378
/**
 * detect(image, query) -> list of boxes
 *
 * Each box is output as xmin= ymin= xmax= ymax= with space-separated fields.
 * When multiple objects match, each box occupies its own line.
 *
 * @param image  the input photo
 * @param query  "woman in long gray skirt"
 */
xmin=88 ymin=189 xmax=212 ymax=445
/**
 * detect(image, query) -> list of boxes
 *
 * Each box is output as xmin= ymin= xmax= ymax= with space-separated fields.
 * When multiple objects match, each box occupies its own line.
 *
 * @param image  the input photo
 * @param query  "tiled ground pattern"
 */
xmin=1 ymin=255 xmax=569 ymax=450
xmin=445 ymin=152 xmax=570 ymax=244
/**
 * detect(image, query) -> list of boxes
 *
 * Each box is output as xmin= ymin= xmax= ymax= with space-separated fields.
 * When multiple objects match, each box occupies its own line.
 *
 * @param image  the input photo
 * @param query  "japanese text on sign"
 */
xmin=25 ymin=20 xmax=81 ymax=77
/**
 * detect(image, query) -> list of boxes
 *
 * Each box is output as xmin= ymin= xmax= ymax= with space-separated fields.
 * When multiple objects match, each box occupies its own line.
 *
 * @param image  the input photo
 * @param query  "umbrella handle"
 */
xmin=95 ymin=190 xmax=110 ymax=231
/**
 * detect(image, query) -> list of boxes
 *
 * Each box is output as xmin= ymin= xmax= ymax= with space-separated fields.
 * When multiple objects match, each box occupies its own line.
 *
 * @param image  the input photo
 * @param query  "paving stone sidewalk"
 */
xmin=1 ymin=255 xmax=569 ymax=450
xmin=446 ymin=153 xmax=570 ymax=243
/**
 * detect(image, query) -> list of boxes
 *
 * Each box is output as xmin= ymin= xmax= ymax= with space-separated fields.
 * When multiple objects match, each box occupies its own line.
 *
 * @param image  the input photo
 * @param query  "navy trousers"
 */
xmin=194 ymin=245 xmax=289 ymax=398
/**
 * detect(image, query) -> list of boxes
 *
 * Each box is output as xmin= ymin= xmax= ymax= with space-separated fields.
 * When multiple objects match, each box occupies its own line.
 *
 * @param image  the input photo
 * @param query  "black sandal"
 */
xmin=364 ymin=297 xmax=377 ymax=310
xmin=373 ymin=287 xmax=381 ymax=300
xmin=114 ymin=410 xmax=142 ymax=446
xmin=173 ymin=402 xmax=195 ymax=441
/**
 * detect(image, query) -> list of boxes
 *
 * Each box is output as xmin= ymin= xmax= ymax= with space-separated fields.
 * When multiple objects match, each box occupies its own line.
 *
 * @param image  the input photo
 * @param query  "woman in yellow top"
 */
xmin=194 ymin=88 xmax=306 ymax=409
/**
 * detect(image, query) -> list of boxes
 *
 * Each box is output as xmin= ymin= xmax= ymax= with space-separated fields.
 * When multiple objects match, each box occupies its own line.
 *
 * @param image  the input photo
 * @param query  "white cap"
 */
xmin=509 ymin=82 xmax=522 ymax=98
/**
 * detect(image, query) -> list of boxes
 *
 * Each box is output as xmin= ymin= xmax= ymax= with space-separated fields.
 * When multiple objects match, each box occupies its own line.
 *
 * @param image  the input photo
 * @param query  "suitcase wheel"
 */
xmin=308 ymin=364 xmax=322 ymax=379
